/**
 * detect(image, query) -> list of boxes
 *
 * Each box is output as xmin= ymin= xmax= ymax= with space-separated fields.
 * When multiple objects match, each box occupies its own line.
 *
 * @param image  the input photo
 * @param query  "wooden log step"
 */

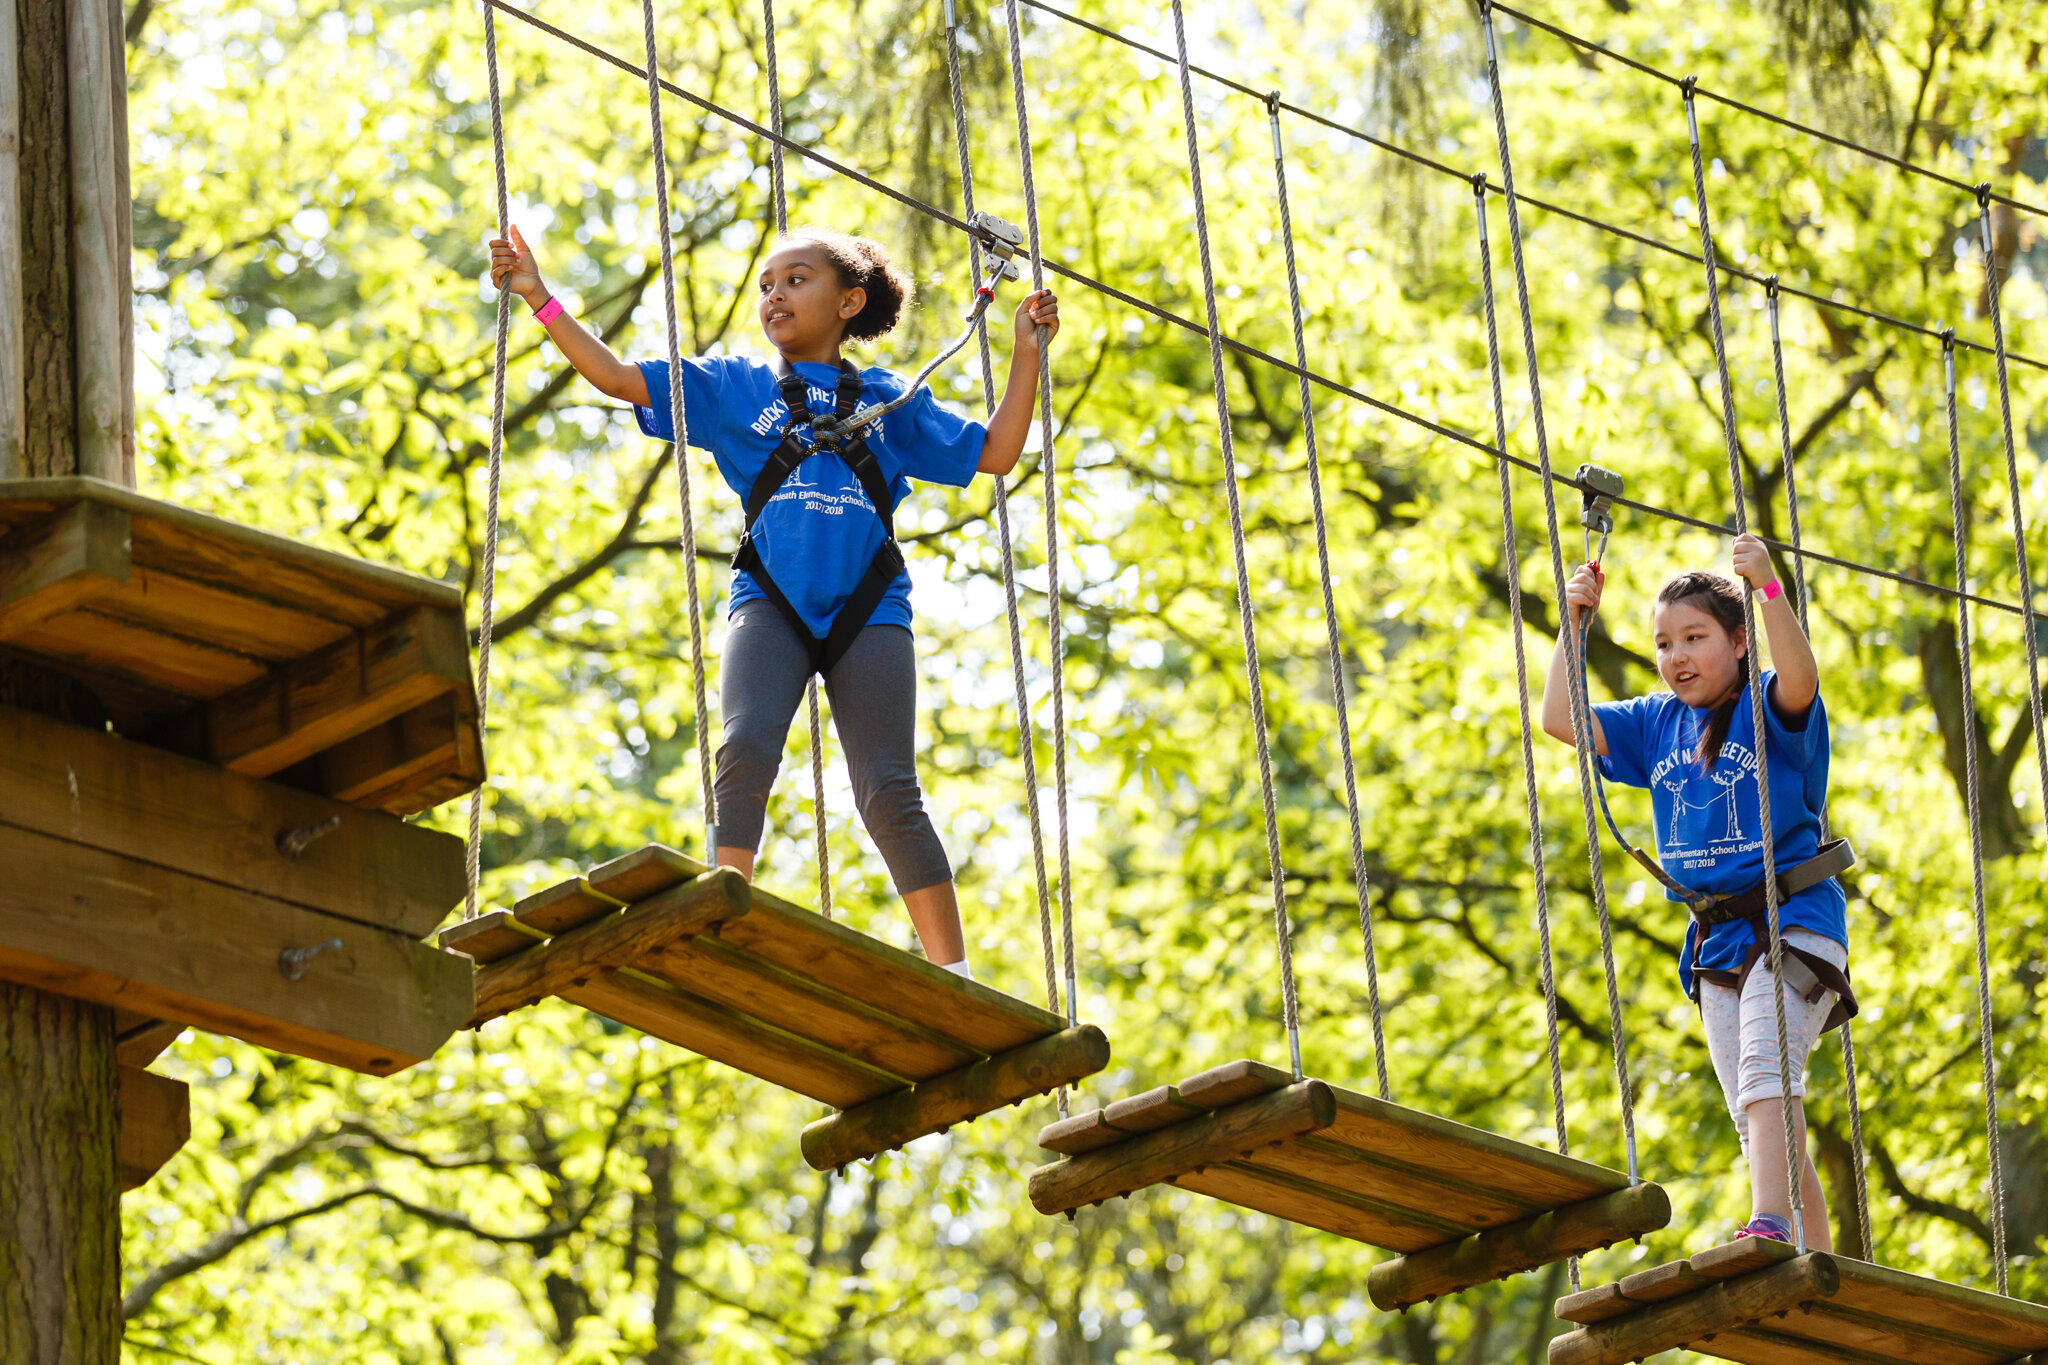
xmin=514 ymin=877 xmax=627 ymax=937
xmin=563 ymin=967 xmax=907 ymax=1109
xmin=587 ymin=844 xmax=708 ymax=905
xmin=1104 ymin=1084 xmax=1206 ymax=1135
xmin=1037 ymin=1106 xmax=1129 ymax=1156
xmin=440 ymin=912 xmax=549 ymax=966
xmin=1366 ymin=1182 xmax=1672 ymax=1311
xmin=117 ymin=1066 xmax=190 ymax=1192
xmin=1548 ymin=1254 xmax=1843 ymax=1365
xmin=1555 ymin=1238 xmax=1797 ymax=1324
xmin=800 ymin=1025 xmax=1110 ymax=1170
xmin=1178 ymin=1058 xmax=1292 ymax=1108
xmin=1028 ymin=1081 xmax=1337 ymax=1214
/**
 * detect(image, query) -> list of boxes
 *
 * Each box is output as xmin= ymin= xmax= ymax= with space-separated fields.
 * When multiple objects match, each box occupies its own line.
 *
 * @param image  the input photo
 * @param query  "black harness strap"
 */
xmin=733 ymin=359 xmax=904 ymax=676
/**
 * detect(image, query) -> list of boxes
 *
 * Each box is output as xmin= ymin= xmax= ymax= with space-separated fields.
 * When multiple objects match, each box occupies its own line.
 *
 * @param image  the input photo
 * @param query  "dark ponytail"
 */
xmin=783 ymin=228 xmax=913 ymax=343
xmin=1656 ymin=570 xmax=1750 ymax=770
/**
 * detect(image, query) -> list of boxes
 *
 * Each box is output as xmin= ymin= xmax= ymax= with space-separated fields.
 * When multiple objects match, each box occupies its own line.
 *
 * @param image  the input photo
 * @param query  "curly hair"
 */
xmin=782 ymin=228 xmax=914 ymax=343
xmin=1656 ymin=569 xmax=1750 ymax=770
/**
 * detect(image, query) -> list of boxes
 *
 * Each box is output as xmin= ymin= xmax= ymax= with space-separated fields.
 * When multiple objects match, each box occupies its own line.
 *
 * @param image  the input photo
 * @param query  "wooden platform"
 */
xmin=1028 ymin=1060 xmax=1669 ymax=1311
xmin=0 ymin=477 xmax=482 ymax=814
xmin=1551 ymin=1237 xmax=2048 ymax=1365
xmin=444 ymin=846 xmax=1110 ymax=1169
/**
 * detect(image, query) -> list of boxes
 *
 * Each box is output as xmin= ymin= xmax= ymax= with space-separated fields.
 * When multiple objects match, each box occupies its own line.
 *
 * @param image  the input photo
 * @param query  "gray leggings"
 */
xmin=714 ymin=599 xmax=952 ymax=894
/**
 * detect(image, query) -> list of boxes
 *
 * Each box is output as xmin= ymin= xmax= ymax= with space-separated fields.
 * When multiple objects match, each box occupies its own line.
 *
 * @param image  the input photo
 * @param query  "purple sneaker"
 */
xmin=1734 ymin=1214 xmax=1793 ymax=1243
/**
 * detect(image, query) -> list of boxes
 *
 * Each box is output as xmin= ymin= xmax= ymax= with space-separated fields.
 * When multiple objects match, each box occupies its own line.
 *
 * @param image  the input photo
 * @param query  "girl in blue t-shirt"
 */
xmin=1539 ymin=535 xmax=1854 ymax=1250
xmin=490 ymin=224 xmax=1059 ymax=979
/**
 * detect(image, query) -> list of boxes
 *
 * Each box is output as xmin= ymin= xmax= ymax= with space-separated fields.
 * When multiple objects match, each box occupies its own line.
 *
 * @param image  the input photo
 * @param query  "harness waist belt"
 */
xmin=1688 ymin=838 xmax=1856 ymax=927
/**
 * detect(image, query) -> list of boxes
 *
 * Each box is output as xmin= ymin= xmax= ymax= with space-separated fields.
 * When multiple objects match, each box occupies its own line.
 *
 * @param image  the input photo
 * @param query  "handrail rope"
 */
xmin=757 ymin=0 xmax=833 ymax=920
xmin=1474 ymin=176 xmax=1576 ymax=1289
xmin=1480 ymin=1 xmax=1640 ymax=1183
xmin=466 ymin=0 xmax=514 ymax=919
xmin=998 ymin=0 xmax=1079 ymax=1026
xmin=1974 ymin=191 xmax=2048 ymax=854
xmin=1493 ymin=1 xmax=2048 ymax=223
xmin=1940 ymin=330 xmax=2010 ymax=1294
xmin=1683 ymin=79 xmax=1805 ymax=1252
xmin=1766 ymin=277 xmax=1874 ymax=1256
xmin=638 ymin=0 xmax=718 ymax=854
xmin=1267 ymin=93 xmax=1386 ymax=1099
xmin=479 ymin=3 xmax=2048 ymax=628
xmin=1171 ymin=0 xmax=1301 ymax=1080
xmin=944 ymin=0 xmax=1065 ymax=1085
xmin=1011 ymin=0 xmax=2048 ymax=374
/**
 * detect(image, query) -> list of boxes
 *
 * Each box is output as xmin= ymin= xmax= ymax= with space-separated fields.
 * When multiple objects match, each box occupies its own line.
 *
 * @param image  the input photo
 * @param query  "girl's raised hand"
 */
xmin=1565 ymin=561 xmax=1604 ymax=629
xmin=489 ymin=224 xmax=546 ymax=307
xmin=1014 ymin=288 xmax=1059 ymax=350
xmin=1730 ymin=533 xmax=1776 ymax=591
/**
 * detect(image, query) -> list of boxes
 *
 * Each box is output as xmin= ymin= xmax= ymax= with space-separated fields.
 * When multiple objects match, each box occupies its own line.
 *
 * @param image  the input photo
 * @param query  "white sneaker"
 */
xmin=939 ymin=960 xmax=975 ymax=981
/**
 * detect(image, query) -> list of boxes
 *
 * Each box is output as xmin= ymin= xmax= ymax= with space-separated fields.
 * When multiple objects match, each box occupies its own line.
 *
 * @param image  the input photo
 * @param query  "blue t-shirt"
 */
xmin=633 ymin=355 xmax=986 ymax=637
xmin=1593 ymin=670 xmax=1848 ymax=998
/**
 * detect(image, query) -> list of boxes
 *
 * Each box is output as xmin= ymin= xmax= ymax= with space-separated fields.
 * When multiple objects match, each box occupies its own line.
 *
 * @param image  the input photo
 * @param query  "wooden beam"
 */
xmin=0 ymin=822 xmax=474 ymax=1074
xmin=113 ymin=1018 xmax=185 ymax=1069
xmin=0 ymin=0 xmax=19 ymax=481
xmin=1547 ymin=1255 xmax=1843 ymax=1365
xmin=468 ymin=870 xmax=749 ymax=1024
xmin=1557 ymin=1241 xmax=1796 ymax=1326
xmin=1028 ymin=1081 xmax=1337 ymax=1214
xmin=0 ymin=702 xmax=464 ymax=936
xmin=116 ymin=1065 xmax=188 ymax=1192
xmin=800 ymin=1024 xmax=1110 ymax=1170
xmin=66 ymin=0 xmax=128 ymax=485
xmin=1174 ymin=1159 xmax=1467 ymax=1252
xmin=0 ymin=499 xmax=126 ymax=636
xmin=1366 ymin=1182 xmax=1672 ymax=1311
xmin=284 ymin=690 xmax=483 ymax=815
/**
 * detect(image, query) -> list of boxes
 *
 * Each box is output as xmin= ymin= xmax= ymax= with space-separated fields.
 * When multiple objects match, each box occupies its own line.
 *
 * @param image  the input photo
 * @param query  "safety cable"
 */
xmin=1766 ymin=278 xmax=1875 ymax=1257
xmin=1268 ymin=93 xmax=1387 ymax=1100
xmin=479 ymin=3 xmax=2047 ymax=635
xmin=1473 ymin=177 xmax=1577 ymax=1289
xmin=1012 ymin=0 xmax=2048 ymax=374
xmin=1684 ymin=78 xmax=1806 ymax=1253
xmin=465 ymin=0 xmax=514 ymax=919
xmin=998 ymin=0 xmax=1080 ymax=1027
xmin=1170 ymin=0 xmax=1301 ymax=1080
xmin=1494 ymin=1 xmax=2048 ymax=224
xmin=944 ymin=0 xmax=1066 ymax=1080
xmin=1941 ymin=330 xmax=2010 ymax=1294
xmin=636 ymin=0 xmax=718 ymax=854
xmin=1480 ymin=1 xmax=1640 ymax=1184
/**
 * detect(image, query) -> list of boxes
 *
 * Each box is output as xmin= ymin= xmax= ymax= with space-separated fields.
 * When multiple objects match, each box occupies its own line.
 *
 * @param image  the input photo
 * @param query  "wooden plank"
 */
xmin=154 ymin=604 xmax=470 ymax=777
xmin=1252 ymin=1133 xmax=1552 ymax=1227
xmin=1323 ymin=1089 xmax=1622 ymax=1208
xmin=636 ymin=933 xmax=982 ymax=1080
xmin=1709 ymin=1325 xmax=1915 ymax=1365
xmin=1614 ymin=1255 xmax=1727 ymax=1305
xmin=1103 ymin=1085 xmax=1205 ymax=1134
xmin=1552 ymin=1284 xmax=1636 ymax=1326
xmin=1366 ymin=1182 xmax=1672 ymax=1311
xmin=0 ymin=822 xmax=474 ymax=1075
xmin=563 ymin=967 xmax=905 ymax=1109
xmin=714 ymin=885 xmax=1060 ymax=1054
xmin=0 ymin=702 xmax=464 ymax=936
xmin=116 ymin=1066 xmax=190 ymax=1192
xmin=371 ymin=763 xmax=480 ymax=818
xmin=1037 ymin=1107 xmax=1127 ymax=1156
xmin=1827 ymin=1257 xmax=2048 ymax=1352
xmin=439 ymin=913 xmax=549 ymax=966
xmin=802 ymin=1025 xmax=1111 ymax=1170
xmin=97 ymin=563 xmax=353 ymax=662
xmin=1028 ymin=1081 xmax=1337 ymax=1214
xmin=586 ymin=844 xmax=709 ymax=905
xmin=0 ymin=500 xmax=128 ymax=637
xmin=1798 ymin=1300 xmax=2020 ymax=1365
xmin=114 ymin=1018 xmax=186 ymax=1069
xmin=1176 ymin=1058 xmax=1292 ymax=1109
xmin=12 ymin=606 xmax=266 ymax=696
xmin=286 ymin=691 xmax=482 ymax=813
xmin=469 ymin=870 xmax=750 ymax=1024
xmin=1558 ymin=1245 xmax=1795 ymax=1326
xmin=514 ymin=877 xmax=628 ymax=936
xmin=1547 ymin=1255 xmax=1843 ymax=1365
xmin=1173 ymin=1160 xmax=1468 ymax=1253
xmin=1690 ymin=1237 xmax=1801 ymax=1280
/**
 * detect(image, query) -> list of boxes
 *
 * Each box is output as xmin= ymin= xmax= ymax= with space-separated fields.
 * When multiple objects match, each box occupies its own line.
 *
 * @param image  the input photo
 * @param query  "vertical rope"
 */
xmin=761 ymin=0 xmax=786 ymax=229
xmin=1170 ymin=0 xmax=1301 ymax=1079
xmin=1682 ymin=79 xmax=1803 ymax=1251
xmin=1766 ymin=279 xmax=1874 ymax=1257
xmin=1266 ymin=95 xmax=1384 ymax=1097
xmin=1478 ymin=2 xmax=1638 ymax=1180
xmin=946 ymin=0 xmax=1062 ymax=1048
xmin=1974 ymin=190 xmax=2048 ymax=851
xmin=1941 ymin=331 xmax=2010 ymax=1293
xmin=639 ymin=0 xmax=718 ymax=855
xmin=466 ymin=0 xmax=513 ymax=919
xmin=999 ymin=0 xmax=1078 ymax=1026
xmin=1475 ymin=177 xmax=1575 ymax=1289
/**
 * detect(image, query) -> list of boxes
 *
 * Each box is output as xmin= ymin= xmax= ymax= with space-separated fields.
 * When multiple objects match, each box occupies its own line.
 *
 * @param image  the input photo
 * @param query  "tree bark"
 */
xmin=0 ymin=0 xmax=21 ymax=478
xmin=17 ymin=0 xmax=73 ymax=478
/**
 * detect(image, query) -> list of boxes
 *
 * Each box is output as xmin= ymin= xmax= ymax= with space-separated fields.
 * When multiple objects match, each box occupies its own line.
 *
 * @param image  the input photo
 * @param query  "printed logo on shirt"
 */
xmin=748 ymin=386 xmax=885 ymax=520
xmin=746 ymin=386 xmax=883 ymax=438
xmin=1648 ymin=740 xmax=1767 ymax=870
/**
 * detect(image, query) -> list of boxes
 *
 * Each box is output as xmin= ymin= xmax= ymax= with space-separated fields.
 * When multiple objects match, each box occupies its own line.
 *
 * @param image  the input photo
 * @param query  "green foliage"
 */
xmin=122 ymin=0 xmax=2048 ymax=1360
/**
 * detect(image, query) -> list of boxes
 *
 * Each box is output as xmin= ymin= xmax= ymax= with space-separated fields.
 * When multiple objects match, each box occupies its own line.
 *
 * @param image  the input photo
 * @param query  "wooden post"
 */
xmin=0 ymin=2 xmax=134 ymax=1359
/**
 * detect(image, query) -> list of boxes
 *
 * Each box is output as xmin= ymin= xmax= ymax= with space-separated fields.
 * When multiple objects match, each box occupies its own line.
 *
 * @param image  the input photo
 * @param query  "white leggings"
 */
xmin=1700 ymin=928 xmax=1846 ymax=1153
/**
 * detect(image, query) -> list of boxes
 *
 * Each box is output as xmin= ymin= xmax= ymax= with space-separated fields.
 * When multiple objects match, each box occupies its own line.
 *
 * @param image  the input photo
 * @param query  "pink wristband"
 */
xmin=532 ymin=295 xmax=564 ymax=326
xmin=1758 ymin=579 xmax=1783 ymax=602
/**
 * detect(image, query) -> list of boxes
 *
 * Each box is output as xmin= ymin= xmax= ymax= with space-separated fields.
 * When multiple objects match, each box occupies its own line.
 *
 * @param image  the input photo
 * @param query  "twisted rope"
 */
xmin=1171 ymin=0 xmax=1301 ymax=1078
xmin=1941 ymin=330 xmax=2010 ymax=1293
xmin=1479 ymin=1 xmax=1638 ymax=1180
xmin=999 ymin=0 xmax=1078 ymax=1024
xmin=1683 ymin=80 xmax=1803 ymax=1250
xmin=638 ymin=0 xmax=717 ymax=853
xmin=466 ymin=0 xmax=513 ymax=919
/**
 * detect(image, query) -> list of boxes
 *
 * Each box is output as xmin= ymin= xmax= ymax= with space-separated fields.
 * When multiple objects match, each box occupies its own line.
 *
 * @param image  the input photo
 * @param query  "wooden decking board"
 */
xmin=1712 ymin=1324 xmax=1914 ymax=1365
xmin=587 ymin=845 xmax=708 ymax=904
xmin=1265 ymin=1131 xmax=1553 ymax=1228
xmin=440 ymin=912 xmax=548 ymax=965
xmin=1037 ymin=1107 xmax=1128 ymax=1156
xmin=1174 ymin=1160 xmax=1459 ymax=1254
xmin=1218 ymin=1152 xmax=1482 ymax=1243
xmin=1102 ymin=1085 xmax=1204 ymax=1134
xmin=116 ymin=564 xmax=357 ymax=661
xmin=1829 ymin=1258 xmax=2048 ymax=1349
xmin=18 ymin=608 xmax=268 ymax=695
xmin=1797 ymin=1300 xmax=2016 ymax=1365
xmin=1176 ymin=1058 xmax=1292 ymax=1108
xmin=514 ymin=877 xmax=627 ymax=936
xmin=1324 ymin=1092 xmax=1623 ymax=1207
